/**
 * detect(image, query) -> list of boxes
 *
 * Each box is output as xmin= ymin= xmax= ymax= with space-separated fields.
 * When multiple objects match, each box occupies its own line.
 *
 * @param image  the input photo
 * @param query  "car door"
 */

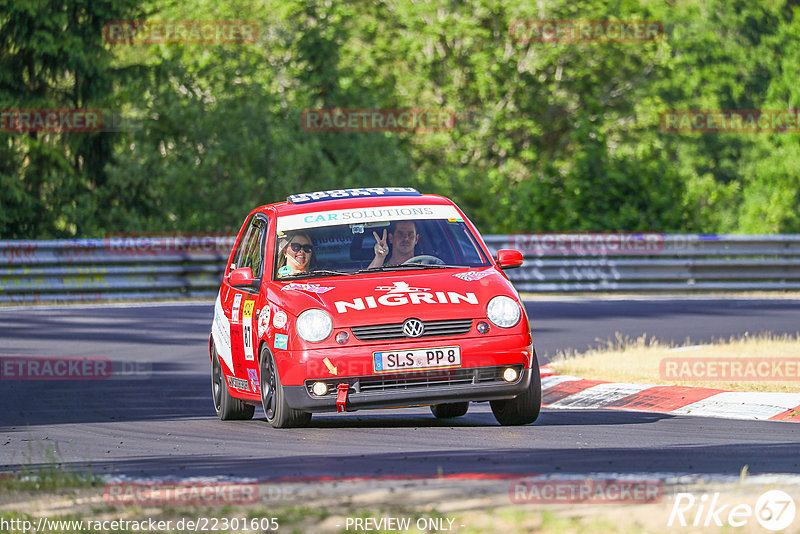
xmin=222 ymin=215 xmax=267 ymax=386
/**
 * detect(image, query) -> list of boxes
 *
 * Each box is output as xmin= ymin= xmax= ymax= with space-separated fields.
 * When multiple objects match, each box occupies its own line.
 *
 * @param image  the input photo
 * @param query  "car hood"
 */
xmin=272 ymin=268 xmax=517 ymax=326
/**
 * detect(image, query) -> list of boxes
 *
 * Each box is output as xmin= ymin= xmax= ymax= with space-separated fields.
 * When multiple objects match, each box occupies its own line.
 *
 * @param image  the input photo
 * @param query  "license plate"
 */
xmin=373 ymin=346 xmax=461 ymax=373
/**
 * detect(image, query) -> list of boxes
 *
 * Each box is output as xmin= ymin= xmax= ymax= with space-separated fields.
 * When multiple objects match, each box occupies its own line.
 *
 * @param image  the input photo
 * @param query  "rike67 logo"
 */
xmin=668 ymin=490 xmax=796 ymax=531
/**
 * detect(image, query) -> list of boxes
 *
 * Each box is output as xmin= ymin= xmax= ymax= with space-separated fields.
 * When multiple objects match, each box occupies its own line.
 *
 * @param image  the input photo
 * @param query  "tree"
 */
xmin=0 ymin=0 xmax=147 ymax=238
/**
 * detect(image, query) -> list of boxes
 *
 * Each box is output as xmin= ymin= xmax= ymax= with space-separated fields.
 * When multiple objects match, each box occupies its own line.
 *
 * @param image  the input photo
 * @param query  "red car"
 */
xmin=209 ymin=187 xmax=541 ymax=427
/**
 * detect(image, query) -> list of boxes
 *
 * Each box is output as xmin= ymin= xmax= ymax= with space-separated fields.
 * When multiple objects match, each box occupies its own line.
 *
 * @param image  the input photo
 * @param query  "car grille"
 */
xmin=350 ymin=318 xmax=473 ymax=341
xmin=305 ymin=365 xmax=523 ymax=398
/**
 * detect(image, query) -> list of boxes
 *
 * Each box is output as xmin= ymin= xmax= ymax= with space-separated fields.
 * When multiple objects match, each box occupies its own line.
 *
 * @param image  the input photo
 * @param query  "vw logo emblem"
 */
xmin=402 ymin=318 xmax=425 ymax=338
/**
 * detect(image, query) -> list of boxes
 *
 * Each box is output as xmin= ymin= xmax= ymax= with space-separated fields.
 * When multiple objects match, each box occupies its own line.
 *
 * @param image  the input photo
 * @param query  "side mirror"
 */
xmin=229 ymin=267 xmax=257 ymax=288
xmin=496 ymin=249 xmax=524 ymax=270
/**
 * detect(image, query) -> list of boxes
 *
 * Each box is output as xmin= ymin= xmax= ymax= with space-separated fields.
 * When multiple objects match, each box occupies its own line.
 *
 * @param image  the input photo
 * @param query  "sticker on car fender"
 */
xmin=373 ymin=346 xmax=461 ymax=373
xmin=274 ymin=333 xmax=288 ymax=350
xmin=226 ymin=374 xmax=250 ymax=392
xmin=257 ymin=306 xmax=270 ymax=337
xmin=281 ymin=282 xmax=334 ymax=294
xmin=242 ymin=300 xmax=255 ymax=361
xmin=247 ymin=368 xmax=260 ymax=394
xmin=453 ymin=270 xmax=494 ymax=281
xmin=273 ymin=310 xmax=288 ymax=329
xmin=232 ymin=293 xmax=243 ymax=323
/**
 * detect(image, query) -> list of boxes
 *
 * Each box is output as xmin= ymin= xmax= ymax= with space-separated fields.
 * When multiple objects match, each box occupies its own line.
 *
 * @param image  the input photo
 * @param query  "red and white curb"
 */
xmin=539 ymin=366 xmax=800 ymax=422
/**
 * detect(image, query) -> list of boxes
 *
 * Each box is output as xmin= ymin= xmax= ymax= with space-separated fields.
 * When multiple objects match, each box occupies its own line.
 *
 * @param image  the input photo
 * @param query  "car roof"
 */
xmin=253 ymin=188 xmax=456 ymax=218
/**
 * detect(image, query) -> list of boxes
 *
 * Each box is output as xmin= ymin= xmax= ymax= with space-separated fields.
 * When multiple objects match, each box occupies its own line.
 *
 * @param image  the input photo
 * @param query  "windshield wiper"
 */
xmin=287 ymin=269 xmax=351 ymax=278
xmin=357 ymin=263 xmax=467 ymax=273
xmin=400 ymin=262 xmax=464 ymax=269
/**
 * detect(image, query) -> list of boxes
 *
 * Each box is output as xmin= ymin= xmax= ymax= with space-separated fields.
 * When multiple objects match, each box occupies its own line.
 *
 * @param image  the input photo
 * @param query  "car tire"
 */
xmin=430 ymin=402 xmax=469 ymax=418
xmin=260 ymin=346 xmax=312 ymax=428
xmin=211 ymin=341 xmax=255 ymax=421
xmin=490 ymin=354 xmax=542 ymax=426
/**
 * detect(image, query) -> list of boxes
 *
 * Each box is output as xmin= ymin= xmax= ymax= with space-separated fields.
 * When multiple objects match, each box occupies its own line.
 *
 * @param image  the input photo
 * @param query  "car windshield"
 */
xmin=272 ymin=209 xmax=490 ymax=280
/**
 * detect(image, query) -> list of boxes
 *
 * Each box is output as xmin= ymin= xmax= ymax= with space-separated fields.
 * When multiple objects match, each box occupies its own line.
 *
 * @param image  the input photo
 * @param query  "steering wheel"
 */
xmin=403 ymin=255 xmax=445 ymax=265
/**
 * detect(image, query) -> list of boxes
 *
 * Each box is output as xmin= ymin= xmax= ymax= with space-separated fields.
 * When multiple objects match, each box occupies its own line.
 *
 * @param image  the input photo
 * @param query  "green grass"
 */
xmin=549 ymin=332 xmax=800 ymax=393
xmin=0 ymin=442 xmax=102 ymax=492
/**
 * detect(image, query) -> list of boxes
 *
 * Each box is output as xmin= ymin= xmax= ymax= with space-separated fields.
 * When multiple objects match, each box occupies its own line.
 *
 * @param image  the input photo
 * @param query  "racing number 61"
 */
xmin=244 ymin=324 xmax=252 ymax=348
xmin=242 ymin=301 xmax=255 ymax=361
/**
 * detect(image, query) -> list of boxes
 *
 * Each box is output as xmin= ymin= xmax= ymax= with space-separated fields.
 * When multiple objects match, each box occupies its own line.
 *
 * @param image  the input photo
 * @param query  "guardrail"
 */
xmin=485 ymin=233 xmax=800 ymax=292
xmin=0 ymin=236 xmax=234 ymax=302
xmin=1 ymin=234 xmax=800 ymax=302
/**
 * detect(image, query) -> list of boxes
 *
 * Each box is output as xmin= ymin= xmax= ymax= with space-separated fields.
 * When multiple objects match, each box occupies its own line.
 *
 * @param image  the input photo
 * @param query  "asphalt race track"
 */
xmin=1 ymin=298 xmax=799 ymax=481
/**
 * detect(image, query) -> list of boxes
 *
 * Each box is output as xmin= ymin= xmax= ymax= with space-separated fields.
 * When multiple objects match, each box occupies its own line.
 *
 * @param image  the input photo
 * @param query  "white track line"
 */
xmin=671 ymin=391 xmax=800 ymax=420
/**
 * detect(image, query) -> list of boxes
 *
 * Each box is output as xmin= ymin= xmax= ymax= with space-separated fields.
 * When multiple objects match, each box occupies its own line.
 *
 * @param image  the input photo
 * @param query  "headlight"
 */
xmin=486 ymin=295 xmax=521 ymax=328
xmin=296 ymin=309 xmax=333 ymax=342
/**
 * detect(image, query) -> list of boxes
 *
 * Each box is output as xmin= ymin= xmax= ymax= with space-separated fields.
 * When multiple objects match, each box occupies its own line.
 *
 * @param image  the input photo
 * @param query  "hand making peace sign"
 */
xmin=373 ymin=229 xmax=389 ymax=260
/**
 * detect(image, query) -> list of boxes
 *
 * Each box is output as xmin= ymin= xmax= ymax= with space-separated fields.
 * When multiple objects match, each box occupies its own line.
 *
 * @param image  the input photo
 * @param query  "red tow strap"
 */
xmin=336 ymin=383 xmax=349 ymax=412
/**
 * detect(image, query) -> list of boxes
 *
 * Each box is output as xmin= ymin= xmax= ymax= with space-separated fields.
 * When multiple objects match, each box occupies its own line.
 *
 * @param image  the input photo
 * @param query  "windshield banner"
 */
xmin=277 ymin=204 xmax=463 ymax=232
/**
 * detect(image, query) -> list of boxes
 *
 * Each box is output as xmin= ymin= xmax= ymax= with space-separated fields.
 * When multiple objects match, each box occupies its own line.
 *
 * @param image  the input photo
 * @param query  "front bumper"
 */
xmin=283 ymin=364 xmax=535 ymax=412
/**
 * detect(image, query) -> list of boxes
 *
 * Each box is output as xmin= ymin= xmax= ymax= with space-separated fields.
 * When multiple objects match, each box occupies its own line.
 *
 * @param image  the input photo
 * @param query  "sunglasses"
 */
xmin=289 ymin=242 xmax=313 ymax=253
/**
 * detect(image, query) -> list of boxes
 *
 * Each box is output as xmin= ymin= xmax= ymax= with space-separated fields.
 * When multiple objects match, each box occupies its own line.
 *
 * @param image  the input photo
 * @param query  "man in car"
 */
xmin=368 ymin=220 xmax=420 ymax=268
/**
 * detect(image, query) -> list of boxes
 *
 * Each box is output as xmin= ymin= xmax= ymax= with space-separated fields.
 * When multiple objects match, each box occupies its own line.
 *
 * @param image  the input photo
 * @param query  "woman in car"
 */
xmin=276 ymin=232 xmax=315 ymax=276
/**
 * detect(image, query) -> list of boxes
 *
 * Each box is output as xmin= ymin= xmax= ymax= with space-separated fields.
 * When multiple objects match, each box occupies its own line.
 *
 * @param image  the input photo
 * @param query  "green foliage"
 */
xmin=0 ymin=0 xmax=146 ymax=238
xmin=1 ymin=0 xmax=799 ymax=237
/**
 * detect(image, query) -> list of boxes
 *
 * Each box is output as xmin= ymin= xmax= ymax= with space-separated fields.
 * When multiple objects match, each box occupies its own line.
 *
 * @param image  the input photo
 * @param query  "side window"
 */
xmin=232 ymin=217 xmax=266 ymax=277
